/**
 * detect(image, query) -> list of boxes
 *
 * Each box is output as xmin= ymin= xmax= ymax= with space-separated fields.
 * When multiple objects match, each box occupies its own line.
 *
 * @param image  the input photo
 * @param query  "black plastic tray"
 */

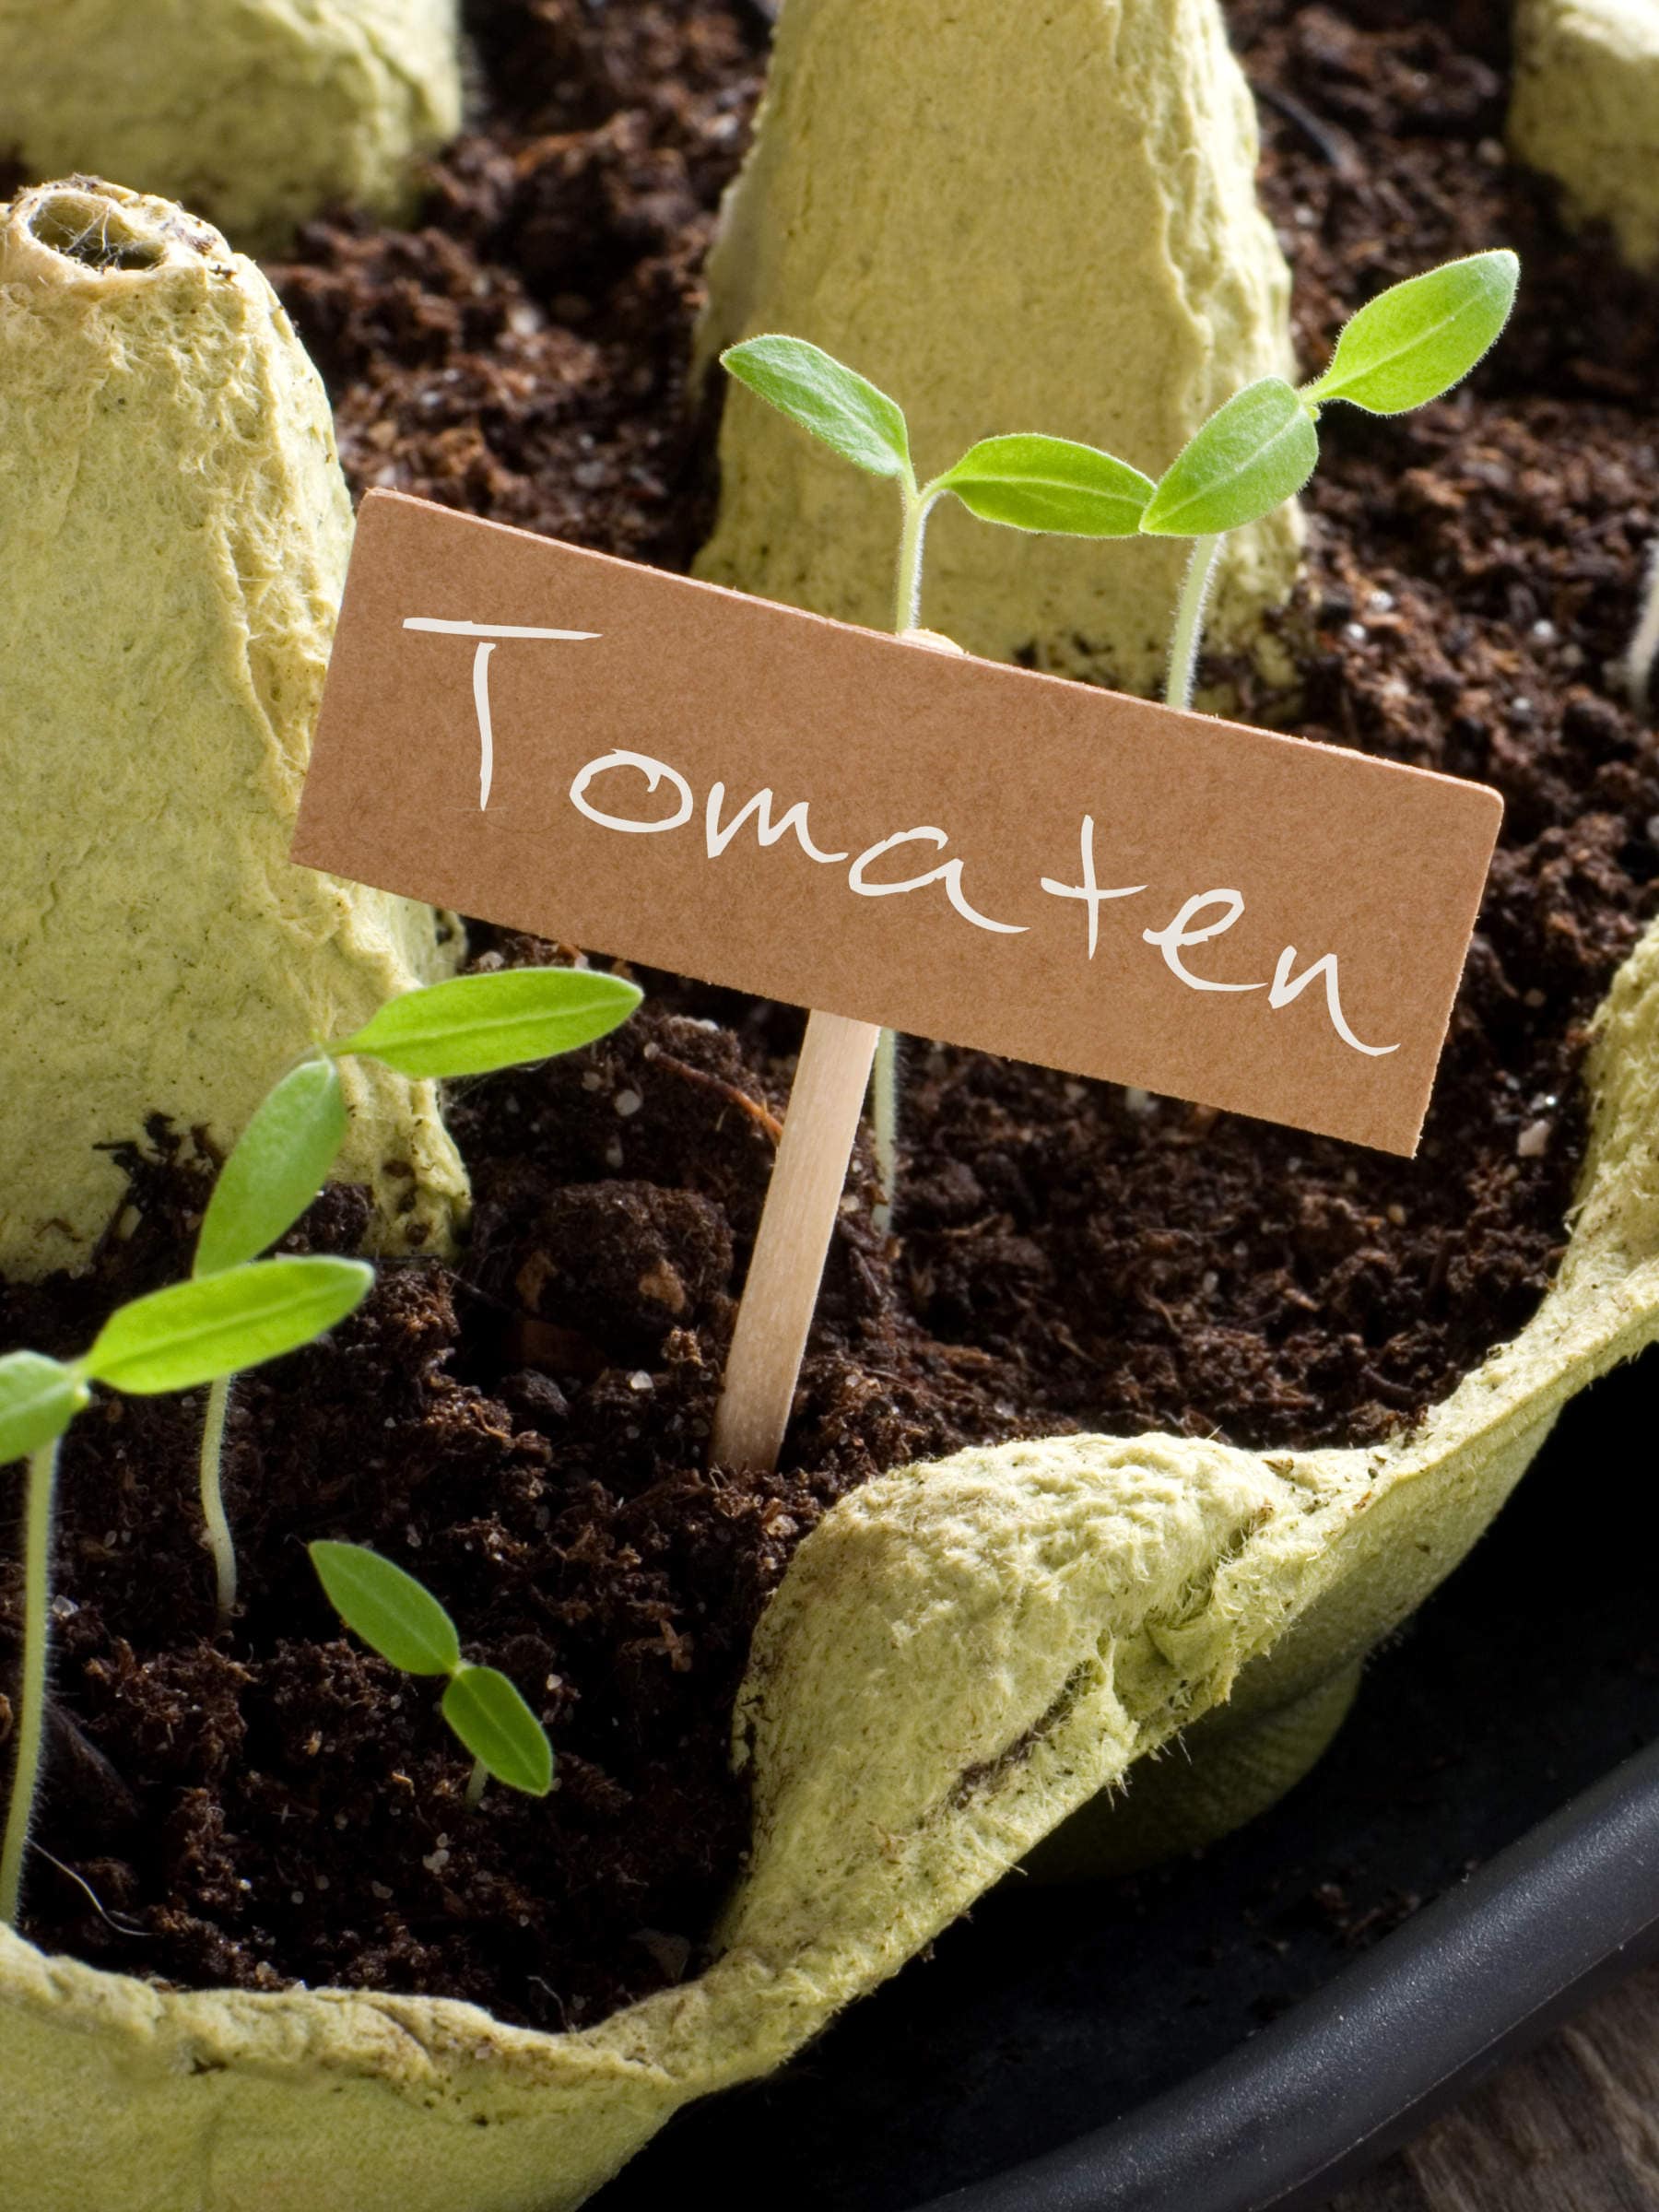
xmin=592 ymin=1352 xmax=1659 ymax=2212
xmin=926 ymin=1716 xmax=1659 ymax=2211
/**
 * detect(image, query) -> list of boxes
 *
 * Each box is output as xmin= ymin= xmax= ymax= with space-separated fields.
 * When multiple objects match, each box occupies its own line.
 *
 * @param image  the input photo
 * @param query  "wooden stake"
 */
xmin=710 ymin=1009 xmax=880 ymax=1473
xmin=710 ymin=630 xmax=963 ymax=1475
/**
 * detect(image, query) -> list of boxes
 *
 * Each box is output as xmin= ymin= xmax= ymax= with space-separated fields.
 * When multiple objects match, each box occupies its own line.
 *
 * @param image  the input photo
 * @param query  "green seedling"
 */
xmin=722 ymin=335 xmax=1153 ymax=1220
xmin=1142 ymin=250 xmax=1520 ymax=710
xmin=1616 ymin=540 xmax=1659 ymax=716
xmin=0 ymin=965 xmax=635 ymax=1926
xmin=309 ymin=1541 xmax=553 ymax=1806
xmin=723 ymin=335 xmax=1157 ymax=638
xmin=0 ymin=1253 xmax=373 ymax=1925
xmin=192 ymin=965 xmax=642 ymax=1625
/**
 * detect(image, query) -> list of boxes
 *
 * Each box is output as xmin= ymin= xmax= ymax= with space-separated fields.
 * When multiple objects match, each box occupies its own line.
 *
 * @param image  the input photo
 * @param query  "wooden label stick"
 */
xmin=710 ymin=629 xmax=963 ymax=1475
xmin=292 ymin=496 xmax=1505 ymax=1472
xmin=709 ymin=1009 xmax=881 ymax=1473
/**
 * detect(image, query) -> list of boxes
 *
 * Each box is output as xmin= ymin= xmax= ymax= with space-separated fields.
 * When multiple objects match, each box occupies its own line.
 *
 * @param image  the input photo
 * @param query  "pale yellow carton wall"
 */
xmin=1511 ymin=0 xmax=1659 ymax=269
xmin=0 ymin=0 xmax=462 ymax=254
xmin=695 ymin=0 xmax=1304 ymax=698
xmin=3 ymin=904 xmax=1657 ymax=2210
xmin=0 ymin=180 xmax=468 ymax=1279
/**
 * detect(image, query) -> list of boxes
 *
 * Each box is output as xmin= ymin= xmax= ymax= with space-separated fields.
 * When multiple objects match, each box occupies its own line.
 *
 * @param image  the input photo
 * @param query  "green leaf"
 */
xmin=1306 ymin=251 xmax=1519 ymax=417
xmin=333 ymin=969 xmax=641 ymax=1080
xmin=309 ymin=1541 xmax=462 ymax=1677
xmin=934 ymin=435 xmax=1154 ymax=536
xmin=1141 ymin=378 xmax=1320 ymax=537
xmin=441 ymin=1665 xmax=554 ymax=1796
xmin=721 ymin=335 xmax=912 ymax=483
xmin=195 ymin=1056 xmax=347 ymax=1277
xmin=84 ymin=1256 xmax=372 ymax=1394
xmin=0 ymin=1352 xmax=89 ymax=1465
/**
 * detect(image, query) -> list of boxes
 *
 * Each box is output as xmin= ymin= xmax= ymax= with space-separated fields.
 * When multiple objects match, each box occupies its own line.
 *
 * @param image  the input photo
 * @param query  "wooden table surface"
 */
xmin=1325 ymin=1958 xmax=1659 ymax=2211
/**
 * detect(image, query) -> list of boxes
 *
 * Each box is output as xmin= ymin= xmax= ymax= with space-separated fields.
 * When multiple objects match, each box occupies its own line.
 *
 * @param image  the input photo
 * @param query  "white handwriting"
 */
xmin=848 ymin=828 xmax=1027 ymax=935
xmin=1040 ymin=814 xmax=1147 ymax=958
xmin=1143 ymin=891 xmax=1264 ymax=994
xmin=497 ymin=708 xmax=1403 ymax=1065
xmin=570 ymin=749 xmax=693 ymax=834
xmin=404 ymin=616 xmax=600 ymax=810
xmin=706 ymin=782 xmax=848 ymax=865
xmin=1270 ymin=947 xmax=1398 ymax=1057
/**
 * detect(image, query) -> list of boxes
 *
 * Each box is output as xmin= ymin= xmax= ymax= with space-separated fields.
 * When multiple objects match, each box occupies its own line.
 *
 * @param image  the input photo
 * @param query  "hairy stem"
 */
xmin=893 ymin=486 xmax=938 ymax=636
xmin=871 ymin=484 xmax=945 ymax=1228
xmin=1 ymin=1440 xmax=60 ymax=1925
xmin=465 ymin=1756 xmax=488 ymax=1811
xmin=1618 ymin=536 xmax=1659 ymax=714
xmin=1165 ymin=533 xmax=1225 ymax=712
xmin=871 ymin=1028 xmax=900 ymax=1236
xmin=199 ymin=1374 xmax=238 ymax=1625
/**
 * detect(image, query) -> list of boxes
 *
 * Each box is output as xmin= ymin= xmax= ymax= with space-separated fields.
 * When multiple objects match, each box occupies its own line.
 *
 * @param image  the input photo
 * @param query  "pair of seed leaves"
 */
xmin=0 ymin=968 xmax=641 ymax=1467
xmin=310 ymin=1540 xmax=554 ymax=1799
xmin=722 ymin=250 xmax=1519 ymax=544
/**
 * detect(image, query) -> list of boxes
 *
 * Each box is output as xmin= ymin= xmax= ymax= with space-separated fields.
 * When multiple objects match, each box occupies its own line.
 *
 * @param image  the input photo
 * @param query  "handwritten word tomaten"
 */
xmin=294 ymin=494 xmax=1502 ymax=1156
xmin=558 ymin=756 xmax=1397 ymax=1057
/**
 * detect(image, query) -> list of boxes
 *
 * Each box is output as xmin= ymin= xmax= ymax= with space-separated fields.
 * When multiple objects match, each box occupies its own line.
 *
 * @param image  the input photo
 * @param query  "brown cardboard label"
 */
xmin=293 ymin=491 xmax=1503 ymax=1156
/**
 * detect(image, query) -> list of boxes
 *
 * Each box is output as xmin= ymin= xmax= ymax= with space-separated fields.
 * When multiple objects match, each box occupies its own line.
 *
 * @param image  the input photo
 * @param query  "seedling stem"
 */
xmin=1165 ymin=534 xmax=1224 ymax=713
xmin=711 ymin=335 xmax=1153 ymax=1468
xmin=869 ymin=481 xmax=955 ymax=1221
xmin=1144 ymin=253 xmax=1519 ymax=703
xmin=894 ymin=484 xmax=938 ymax=635
xmin=198 ymin=1375 xmax=237 ymax=1622
xmin=1617 ymin=538 xmax=1659 ymax=714
xmin=191 ymin=968 xmax=640 ymax=1624
xmin=0 ymin=1441 xmax=59 ymax=1925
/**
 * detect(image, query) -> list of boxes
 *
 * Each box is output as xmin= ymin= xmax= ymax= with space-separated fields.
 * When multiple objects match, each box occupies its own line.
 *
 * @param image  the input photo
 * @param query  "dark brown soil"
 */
xmin=2 ymin=0 xmax=1656 ymax=2031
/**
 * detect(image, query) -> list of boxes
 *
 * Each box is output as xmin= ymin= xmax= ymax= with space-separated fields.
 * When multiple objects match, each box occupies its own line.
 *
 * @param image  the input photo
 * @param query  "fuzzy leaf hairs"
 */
xmin=1302 ymin=252 xmax=1520 ymax=415
xmin=934 ymin=435 xmax=1157 ymax=538
xmin=1140 ymin=379 xmax=1320 ymax=541
xmin=720 ymin=335 xmax=915 ymax=483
